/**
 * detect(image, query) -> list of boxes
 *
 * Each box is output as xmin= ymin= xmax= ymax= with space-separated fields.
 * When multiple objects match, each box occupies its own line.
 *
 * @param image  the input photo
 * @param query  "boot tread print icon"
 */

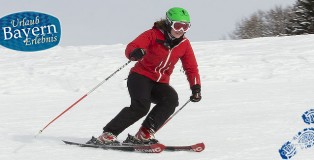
xmin=279 ymin=109 xmax=314 ymax=159
xmin=293 ymin=128 xmax=314 ymax=149
xmin=279 ymin=141 xmax=297 ymax=159
xmin=302 ymin=109 xmax=314 ymax=125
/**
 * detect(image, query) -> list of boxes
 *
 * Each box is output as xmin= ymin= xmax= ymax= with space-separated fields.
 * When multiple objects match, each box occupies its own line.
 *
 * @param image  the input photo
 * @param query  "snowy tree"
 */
xmin=230 ymin=6 xmax=293 ymax=39
xmin=286 ymin=0 xmax=314 ymax=35
xmin=230 ymin=11 xmax=266 ymax=39
xmin=264 ymin=6 xmax=294 ymax=36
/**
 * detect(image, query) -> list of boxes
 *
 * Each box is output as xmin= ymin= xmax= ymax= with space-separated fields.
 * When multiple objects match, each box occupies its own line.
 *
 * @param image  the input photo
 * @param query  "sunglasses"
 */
xmin=170 ymin=21 xmax=191 ymax=32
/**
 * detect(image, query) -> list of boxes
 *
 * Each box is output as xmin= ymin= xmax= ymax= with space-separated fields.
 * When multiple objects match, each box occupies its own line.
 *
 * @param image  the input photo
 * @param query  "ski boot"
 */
xmin=123 ymin=127 xmax=159 ymax=145
xmin=86 ymin=132 xmax=120 ymax=145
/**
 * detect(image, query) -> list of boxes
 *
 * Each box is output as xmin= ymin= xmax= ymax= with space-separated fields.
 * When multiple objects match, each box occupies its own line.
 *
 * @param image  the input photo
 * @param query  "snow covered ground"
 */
xmin=1 ymin=35 xmax=314 ymax=160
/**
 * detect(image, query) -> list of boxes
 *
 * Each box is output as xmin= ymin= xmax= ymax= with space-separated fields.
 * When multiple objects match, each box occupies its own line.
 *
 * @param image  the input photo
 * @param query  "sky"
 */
xmin=0 ymin=0 xmax=297 ymax=46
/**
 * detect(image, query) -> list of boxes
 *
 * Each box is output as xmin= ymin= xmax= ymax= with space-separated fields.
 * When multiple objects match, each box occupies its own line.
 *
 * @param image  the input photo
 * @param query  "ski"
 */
xmin=63 ymin=139 xmax=205 ymax=153
xmin=62 ymin=140 xmax=165 ymax=153
xmin=165 ymin=142 xmax=205 ymax=152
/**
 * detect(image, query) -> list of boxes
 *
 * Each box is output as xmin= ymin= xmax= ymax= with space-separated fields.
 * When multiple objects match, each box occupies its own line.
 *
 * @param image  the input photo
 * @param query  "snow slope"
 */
xmin=1 ymin=35 xmax=314 ymax=160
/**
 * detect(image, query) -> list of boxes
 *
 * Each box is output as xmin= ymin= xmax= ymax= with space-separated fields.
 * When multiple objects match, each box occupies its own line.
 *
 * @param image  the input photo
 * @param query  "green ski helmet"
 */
xmin=166 ymin=7 xmax=190 ymax=23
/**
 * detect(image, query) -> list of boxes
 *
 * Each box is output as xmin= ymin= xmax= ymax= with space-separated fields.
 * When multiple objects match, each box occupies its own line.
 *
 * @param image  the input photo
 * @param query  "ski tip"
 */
xmin=62 ymin=140 xmax=82 ymax=146
xmin=62 ymin=140 xmax=72 ymax=143
xmin=191 ymin=142 xmax=205 ymax=152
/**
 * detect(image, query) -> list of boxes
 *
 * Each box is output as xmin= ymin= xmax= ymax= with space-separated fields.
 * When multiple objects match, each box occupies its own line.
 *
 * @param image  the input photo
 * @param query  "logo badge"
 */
xmin=0 ymin=11 xmax=61 ymax=52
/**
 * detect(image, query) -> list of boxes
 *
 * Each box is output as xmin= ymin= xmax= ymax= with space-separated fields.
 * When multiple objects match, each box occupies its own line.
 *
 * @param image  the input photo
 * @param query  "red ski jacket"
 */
xmin=125 ymin=26 xmax=201 ymax=88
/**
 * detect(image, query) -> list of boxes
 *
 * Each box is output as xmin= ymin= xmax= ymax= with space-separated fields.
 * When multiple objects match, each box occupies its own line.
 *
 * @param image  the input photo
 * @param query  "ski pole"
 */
xmin=157 ymin=99 xmax=191 ymax=133
xmin=36 ymin=60 xmax=132 ymax=137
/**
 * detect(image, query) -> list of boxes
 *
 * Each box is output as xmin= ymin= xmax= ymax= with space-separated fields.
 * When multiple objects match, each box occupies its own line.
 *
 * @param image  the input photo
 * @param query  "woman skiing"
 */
xmin=90 ymin=7 xmax=201 ymax=145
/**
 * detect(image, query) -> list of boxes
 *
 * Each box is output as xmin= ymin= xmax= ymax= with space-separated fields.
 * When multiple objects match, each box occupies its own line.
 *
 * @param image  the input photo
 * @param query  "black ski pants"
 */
xmin=103 ymin=72 xmax=179 ymax=135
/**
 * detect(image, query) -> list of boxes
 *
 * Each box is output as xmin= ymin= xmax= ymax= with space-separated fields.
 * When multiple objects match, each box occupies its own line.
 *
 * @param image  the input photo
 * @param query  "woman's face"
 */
xmin=170 ymin=29 xmax=184 ymax=38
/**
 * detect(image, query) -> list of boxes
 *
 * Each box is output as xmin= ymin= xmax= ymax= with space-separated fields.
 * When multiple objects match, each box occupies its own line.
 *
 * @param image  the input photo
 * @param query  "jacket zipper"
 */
xmin=155 ymin=39 xmax=187 ymax=82
xmin=156 ymin=49 xmax=172 ymax=82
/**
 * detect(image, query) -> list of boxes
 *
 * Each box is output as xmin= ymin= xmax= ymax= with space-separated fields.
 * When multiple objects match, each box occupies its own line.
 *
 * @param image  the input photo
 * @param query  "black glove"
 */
xmin=190 ymin=84 xmax=201 ymax=102
xmin=130 ymin=48 xmax=145 ymax=61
